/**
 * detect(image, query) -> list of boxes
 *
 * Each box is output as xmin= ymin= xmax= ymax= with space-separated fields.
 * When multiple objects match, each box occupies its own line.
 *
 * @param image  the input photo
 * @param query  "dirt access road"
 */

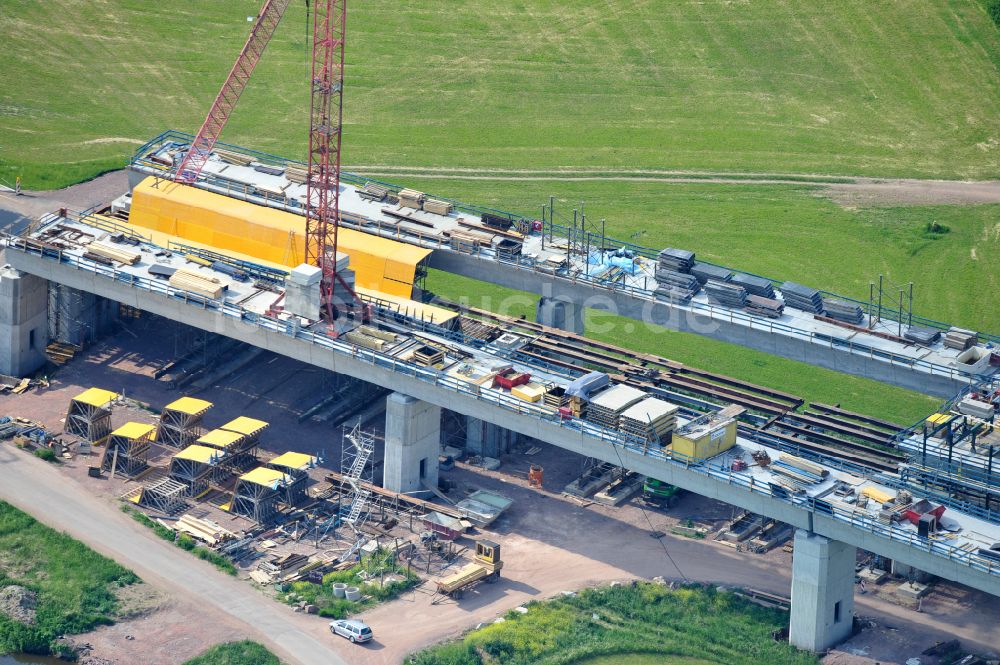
xmin=0 ymin=444 xmax=358 ymax=665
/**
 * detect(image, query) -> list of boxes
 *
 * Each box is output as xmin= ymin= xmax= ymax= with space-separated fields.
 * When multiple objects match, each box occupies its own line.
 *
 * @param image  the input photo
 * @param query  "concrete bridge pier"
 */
xmin=382 ymin=392 xmax=441 ymax=493
xmin=465 ymin=416 xmax=519 ymax=458
xmin=0 ymin=266 xmax=48 ymax=376
xmin=789 ymin=529 xmax=856 ymax=652
xmin=536 ymin=290 xmax=584 ymax=334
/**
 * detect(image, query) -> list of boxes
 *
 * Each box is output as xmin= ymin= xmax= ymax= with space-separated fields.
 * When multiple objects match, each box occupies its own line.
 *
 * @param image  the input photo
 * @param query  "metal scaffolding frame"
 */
xmin=100 ymin=422 xmax=154 ymax=478
xmin=140 ymin=477 xmax=189 ymax=515
xmin=341 ymin=422 xmax=375 ymax=527
xmin=219 ymin=417 xmax=269 ymax=470
xmin=64 ymin=388 xmax=118 ymax=444
xmin=156 ymin=397 xmax=213 ymax=448
xmin=266 ymin=452 xmax=317 ymax=506
xmin=169 ymin=444 xmax=224 ymax=497
xmin=231 ymin=466 xmax=290 ymax=524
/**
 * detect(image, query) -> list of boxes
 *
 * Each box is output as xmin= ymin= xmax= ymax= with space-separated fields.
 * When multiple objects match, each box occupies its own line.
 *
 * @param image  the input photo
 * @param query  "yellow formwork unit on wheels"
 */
xmin=128 ymin=177 xmax=431 ymax=298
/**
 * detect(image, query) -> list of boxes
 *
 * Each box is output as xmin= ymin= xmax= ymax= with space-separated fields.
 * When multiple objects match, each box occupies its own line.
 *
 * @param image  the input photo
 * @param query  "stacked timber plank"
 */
xmin=215 ymin=149 xmax=253 ymax=166
xmin=620 ymin=397 xmax=678 ymax=444
xmin=285 ymin=165 xmax=309 ymax=184
xmin=543 ymin=387 xmax=570 ymax=408
xmin=398 ymin=189 xmax=425 ymax=209
xmin=705 ymin=280 xmax=748 ymax=308
xmin=822 ymin=298 xmax=865 ymax=325
xmin=85 ymin=242 xmax=141 ymax=265
xmin=345 ymin=330 xmax=388 ymax=351
xmin=904 ymin=326 xmax=941 ymax=346
xmin=586 ymin=384 xmax=647 ymax=429
xmin=423 ymin=198 xmax=453 ymax=215
xmin=943 ymin=327 xmax=978 ymax=350
xmin=360 ymin=182 xmax=389 ymax=201
xmin=771 ymin=454 xmax=829 ymax=487
xmin=690 ymin=262 xmax=733 ymax=285
xmin=731 ymin=273 xmax=775 ymax=299
xmin=781 ymin=282 xmax=824 ymax=313
xmin=746 ymin=295 xmax=784 ymax=318
xmin=176 ymin=514 xmax=236 ymax=545
xmin=657 ymin=248 xmax=695 ymax=273
xmin=450 ymin=231 xmax=485 ymax=253
xmin=169 ymin=269 xmax=225 ymax=299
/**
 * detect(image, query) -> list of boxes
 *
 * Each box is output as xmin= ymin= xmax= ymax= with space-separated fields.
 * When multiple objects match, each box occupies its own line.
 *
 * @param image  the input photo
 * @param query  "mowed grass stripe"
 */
xmin=3 ymin=1 xmax=1000 ymax=188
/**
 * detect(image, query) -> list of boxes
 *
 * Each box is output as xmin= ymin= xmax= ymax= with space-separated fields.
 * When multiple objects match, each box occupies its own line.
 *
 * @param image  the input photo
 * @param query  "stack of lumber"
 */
xmin=176 ymin=514 xmax=237 ymax=545
xmin=259 ymin=552 xmax=309 ymax=576
xmin=413 ymin=345 xmax=444 ymax=366
xmin=731 ymin=273 xmax=776 ymax=298
xmin=398 ymin=188 xmax=425 ymax=209
xmin=45 ymin=342 xmax=79 ymax=366
xmin=904 ymin=326 xmax=941 ymax=346
xmin=423 ymin=198 xmax=453 ymax=215
xmin=705 ymin=280 xmax=748 ymax=308
xmin=85 ymin=241 xmax=141 ymax=265
xmin=344 ymin=330 xmax=388 ymax=351
xmin=169 ymin=269 xmax=225 ymax=299
xmin=690 ymin=262 xmax=733 ymax=285
xmin=360 ymin=182 xmax=389 ymax=201
xmin=746 ymin=295 xmax=784 ymax=318
xmin=543 ymin=387 xmax=570 ymax=408
xmin=450 ymin=231 xmax=485 ymax=253
xmin=358 ymin=326 xmax=397 ymax=343
xmin=215 ymin=149 xmax=253 ymax=166
xmin=771 ymin=454 xmax=828 ymax=486
xmin=943 ymin=327 xmax=978 ymax=350
xmin=657 ymin=248 xmax=695 ymax=273
xmin=586 ymin=384 xmax=646 ymax=429
xmin=822 ymin=298 xmax=865 ymax=325
xmin=780 ymin=282 xmax=824 ymax=313
xmin=285 ymin=165 xmax=309 ymax=184
xmin=620 ymin=397 xmax=678 ymax=444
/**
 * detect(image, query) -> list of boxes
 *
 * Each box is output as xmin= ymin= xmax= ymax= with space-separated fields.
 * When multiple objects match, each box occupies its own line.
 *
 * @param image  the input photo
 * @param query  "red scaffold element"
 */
xmin=173 ymin=0 xmax=292 ymax=184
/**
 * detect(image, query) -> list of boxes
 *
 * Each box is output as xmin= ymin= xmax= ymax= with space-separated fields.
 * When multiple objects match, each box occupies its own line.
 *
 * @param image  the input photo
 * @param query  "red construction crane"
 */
xmin=173 ymin=0 xmax=355 ymax=322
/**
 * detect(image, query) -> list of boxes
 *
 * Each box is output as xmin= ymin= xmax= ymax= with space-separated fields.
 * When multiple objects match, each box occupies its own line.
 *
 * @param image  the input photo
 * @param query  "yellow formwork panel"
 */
xmin=111 ymin=422 xmax=156 ymax=440
xmin=73 ymin=387 xmax=120 ymax=408
xmin=268 ymin=451 xmax=315 ymax=471
xmin=197 ymin=429 xmax=245 ymax=449
xmin=240 ymin=466 xmax=288 ymax=488
xmin=220 ymin=416 xmax=269 ymax=437
xmin=164 ymin=396 xmax=213 ymax=416
xmin=174 ymin=444 xmax=221 ymax=464
xmin=129 ymin=177 xmax=429 ymax=294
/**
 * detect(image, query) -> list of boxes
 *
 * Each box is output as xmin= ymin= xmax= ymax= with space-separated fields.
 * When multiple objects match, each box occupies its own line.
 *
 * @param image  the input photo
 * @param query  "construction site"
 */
xmin=1 ymin=2 xmax=1000 ymax=665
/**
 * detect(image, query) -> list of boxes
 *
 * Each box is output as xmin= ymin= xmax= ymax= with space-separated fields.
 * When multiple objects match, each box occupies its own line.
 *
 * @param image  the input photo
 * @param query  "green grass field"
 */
xmin=2 ymin=1 xmax=1000 ymax=189
xmin=408 ymin=583 xmax=818 ymax=665
xmin=0 ymin=501 xmax=139 ymax=657
xmin=182 ymin=641 xmax=280 ymax=665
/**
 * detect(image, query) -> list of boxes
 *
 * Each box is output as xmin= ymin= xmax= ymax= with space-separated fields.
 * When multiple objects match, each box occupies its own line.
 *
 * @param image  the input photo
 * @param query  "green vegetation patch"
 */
xmin=408 ymin=583 xmax=818 ymax=665
xmin=182 ymin=640 xmax=280 ymax=665
xmin=278 ymin=548 xmax=418 ymax=619
xmin=2 ymin=1 xmax=1000 ymax=188
xmin=0 ymin=501 xmax=139 ymax=656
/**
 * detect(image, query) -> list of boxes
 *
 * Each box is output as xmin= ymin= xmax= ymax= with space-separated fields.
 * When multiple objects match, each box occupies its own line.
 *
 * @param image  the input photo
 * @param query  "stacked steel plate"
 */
xmin=705 ymin=280 xmax=748 ymax=308
xmin=746 ymin=295 xmax=784 ymax=318
xmin=822 ymin=298 xmax=865 ymax=325
xmin=657 ymin=248 xmax=695 ymax=273
xmin=731 ymin=273 xmax=776 ymax=299
xmin=586 ymin=384 xmax=647 ymax=429
xmin=654 ymin=268 xmax=701 ymax=303
xmin=690 ymin=262 xmax=733 ymax=285
xmin=780 ymin=281 xmax=824 ymax=314
xmin=903 ymin=326 xmax=941 ymax=346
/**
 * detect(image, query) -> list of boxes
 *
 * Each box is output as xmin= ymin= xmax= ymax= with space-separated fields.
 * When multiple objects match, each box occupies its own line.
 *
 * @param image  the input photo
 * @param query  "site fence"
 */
xmin=6 ymin=230 xmax=1000 ymax=580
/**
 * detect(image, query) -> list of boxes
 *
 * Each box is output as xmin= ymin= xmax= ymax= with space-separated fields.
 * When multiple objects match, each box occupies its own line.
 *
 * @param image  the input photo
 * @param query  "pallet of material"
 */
xmin=86 ymin=241 xmax=141 ymax=265
xmin=423 ymin=198 xmax=453 ymax=215
xmin=344 ymin=331 xmax=388 ymax=351
xmin=746 ymin=295 xmax=784 ymax=318
xmin=360 ymin=182 xmax=389 ymax=201
xmin=480 ymin=212 xmax=513 ymax=232
xmin=176 ymin=513 xmax=237 ymax=545
xmin=821 ymin=298 xmax=865 ymax=325
xmin=690 ymin=262 xmax=733 ymax=285
xmin=587 ymin=384 xmax=647 ymax=429
xmin=450 ymin=231 xmax=487 ymax=253
xmin=943 ymin=327 xmax=978 ymax=350
xmin=620 ymin=397 xmax=678 ymax=442
xmin=731 ymin=273 xmax=776 ymax=299
xmin=168 ymin=269 xmax=225 ymax=299
xmin=903 ymin=326 xmax=941 ymax=346
xmin=657 ymin=248 xmax=695 ymax=273
xmin=215 ymin=149 xmax=254 ymax=166
xmin=780 ymin=281 xmax=824 ymax=314
xmin=705 ymin=280 xmax=748 ymax=308
xmin=285 ymin=165 xmax=309 ymax=184
xmin=543 ymin=387 xmax=570 ymax=408
xmin=398 ymin=188 xmax=425 ymax=209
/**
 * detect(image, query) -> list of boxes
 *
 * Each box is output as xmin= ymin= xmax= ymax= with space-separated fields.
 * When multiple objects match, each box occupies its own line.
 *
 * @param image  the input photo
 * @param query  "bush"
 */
xmin=989 ymin=0 xmax=1000 ymax=29
xmin=33 ymin=447 xmax=58 ymax=462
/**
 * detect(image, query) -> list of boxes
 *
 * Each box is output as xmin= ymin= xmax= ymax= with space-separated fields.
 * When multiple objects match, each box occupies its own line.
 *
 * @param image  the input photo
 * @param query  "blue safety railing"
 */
xmin=6 ymin=228 xmax=1000 ymax=580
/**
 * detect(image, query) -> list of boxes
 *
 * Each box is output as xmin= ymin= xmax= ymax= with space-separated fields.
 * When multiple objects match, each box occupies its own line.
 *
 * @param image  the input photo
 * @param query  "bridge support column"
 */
xmin=465 ymin=416 xmax=519 ymax=457
xmin=0 ymin=266 xmax=48 ymax=376
xmin=536 ymin=293 xmax=584 ymax=334
xmin=790 ymin=530 xmax=855 ymax=652
xmin=382 ymin=393 xmax=441 ymax=493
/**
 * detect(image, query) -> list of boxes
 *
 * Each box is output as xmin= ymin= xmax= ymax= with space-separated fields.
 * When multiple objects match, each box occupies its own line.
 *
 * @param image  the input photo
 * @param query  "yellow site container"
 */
xmin=128 ymin=177 xmax=430 ymax=295
xmin=511 ymin=382 xmax=545 ymax=403
xmin=670 ymin=419 xmax=737 ymax=461
xmin=926 ymin=413 xmax=952 ymax=426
